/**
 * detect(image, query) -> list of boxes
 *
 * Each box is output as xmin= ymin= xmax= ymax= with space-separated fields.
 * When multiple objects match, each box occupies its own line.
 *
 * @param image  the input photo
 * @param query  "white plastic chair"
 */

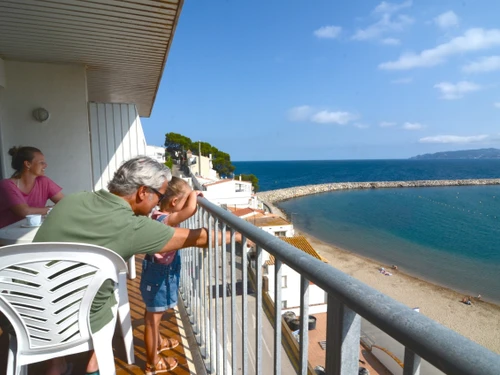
xmin=0 ymin=242 xmax=134 ymax=375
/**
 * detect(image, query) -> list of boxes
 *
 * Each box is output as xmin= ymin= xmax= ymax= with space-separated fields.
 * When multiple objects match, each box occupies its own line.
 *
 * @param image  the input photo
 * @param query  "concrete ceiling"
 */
xmin=0 ymin=0 xmax=183 ymax=117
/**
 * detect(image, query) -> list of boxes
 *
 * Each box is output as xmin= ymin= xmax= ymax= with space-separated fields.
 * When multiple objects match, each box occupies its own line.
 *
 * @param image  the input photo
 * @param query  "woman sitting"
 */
xmin=0 ymin=146 xmax=64 ymax=228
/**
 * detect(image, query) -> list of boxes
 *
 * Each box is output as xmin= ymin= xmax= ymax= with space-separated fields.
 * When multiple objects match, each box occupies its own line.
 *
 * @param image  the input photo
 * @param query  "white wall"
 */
xmin=0 ymin=61 xmax=92 ymax=193
xmin=259 ymin=224 xmax=294 ymax=237
xmin=203 ymin=179 xmax=255 ymax=207
xmin=267 ymin=263 xmax=327 ymax=314
xmin=89 ymin=103 xmax=147 ymax=190
xmin=188 ymin=154 xmax=217 ymax=179
xmin=146 ymin=145 xmax=166 ymax=163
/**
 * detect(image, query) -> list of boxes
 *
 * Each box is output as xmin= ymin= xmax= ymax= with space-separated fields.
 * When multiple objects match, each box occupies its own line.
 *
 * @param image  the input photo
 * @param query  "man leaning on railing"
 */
xmin=33 ymin=156 xmax=245 ymax=375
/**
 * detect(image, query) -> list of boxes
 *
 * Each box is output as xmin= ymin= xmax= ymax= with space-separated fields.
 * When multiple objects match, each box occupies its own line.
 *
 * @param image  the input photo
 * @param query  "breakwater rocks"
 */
xmin=257 ymin=179 xmax=500 ymax=204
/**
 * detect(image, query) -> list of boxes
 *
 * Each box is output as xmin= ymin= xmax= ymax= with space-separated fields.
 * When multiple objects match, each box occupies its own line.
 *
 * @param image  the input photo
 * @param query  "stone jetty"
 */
xmin=257 ymin=179 xmax=500 ymax=204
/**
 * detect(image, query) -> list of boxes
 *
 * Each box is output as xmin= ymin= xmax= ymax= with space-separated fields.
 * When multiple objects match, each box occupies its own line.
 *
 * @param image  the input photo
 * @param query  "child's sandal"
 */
xmin=158 ymin=336 xmax=179 ymax=353
xmin=145 ymin=356 xmax=178 ymax=375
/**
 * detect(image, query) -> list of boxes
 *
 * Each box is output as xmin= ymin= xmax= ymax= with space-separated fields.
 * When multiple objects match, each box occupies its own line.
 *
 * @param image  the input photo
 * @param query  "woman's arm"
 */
xmin=50 ymin=191 xmax=64 ymax=204
xmin=166 ymin=191 xmax=201 ymax=227
xmin=9 ymin=203 xmax=51 ymax=218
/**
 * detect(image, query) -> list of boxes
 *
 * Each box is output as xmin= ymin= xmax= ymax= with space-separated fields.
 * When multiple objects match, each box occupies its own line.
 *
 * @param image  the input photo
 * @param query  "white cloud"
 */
xmin=353 ymin=123 xmax=370 ymax=129
xmin=380 ymin=121 xmax=397 ymax=127
xmin=379 ymin=28 xmax=500 ymax=70
xmin=434 ymin=81 xmax=481 ymax=100
xmin=353 ymin=14 xmax=413 ymax=41
xmin=434 ymin=11 xmax=459 ymax=29
xmin=391 ymin=77 xmax=413 ymax=84
xmin=314 ymin=25 xmax=342 ymax=39
xmin=402 ymin=122 xmax=425 ymax=130
xmin=311 ymin=111 xmax=358 ymax=125
xmin=462 ymin=56 xmax=500 ymax=73
xmin=494 ymin=102 xmax=500 ymax=108
xmin=288 ymin=106 xmax=358 ymax=125
xmin=382 ymin=38 xmax=401 ymax=45
xmin=419 ymin=135 xmax=489 ymax=144
xmin=373 ymin=1 xmax=412 ymax=15
xmin=288 ymin=106 xmax=313 ymax=121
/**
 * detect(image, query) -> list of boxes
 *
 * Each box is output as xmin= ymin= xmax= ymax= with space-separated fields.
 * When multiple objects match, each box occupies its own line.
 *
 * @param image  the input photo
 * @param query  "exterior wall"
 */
xmin=89 ymin=103 xmax=147 ymax=191
xmin=203 ymin=179 xmax=255 ymax=208
xmin=146 ymin=145 xmax=166 ymax=163
xmin=0 ymin=61 xmax=92 ymax=193
xmin=266 ymin=263 xmax=327 ymax=314
xmin=188 ymin=154 xmax=217 ymax=179
xmin=259 ymin=224 xmax=294 ymax=237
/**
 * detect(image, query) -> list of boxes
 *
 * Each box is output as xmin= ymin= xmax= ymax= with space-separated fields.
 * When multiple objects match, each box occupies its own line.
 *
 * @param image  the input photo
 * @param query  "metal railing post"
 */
xmin=404 ymin=348 xmax=422 ymax=375
xmin=274 ymin=258 xmax=282 ymax=375
xmin=325 ymin=294 xmax=360 ymax=375
xmin=299 ymin=275 xmax=309 ymax=375
xmin=230 ymin=229 xmax=237 ymax=373
xmin=255 ymin=246 xmax=263 ymax=374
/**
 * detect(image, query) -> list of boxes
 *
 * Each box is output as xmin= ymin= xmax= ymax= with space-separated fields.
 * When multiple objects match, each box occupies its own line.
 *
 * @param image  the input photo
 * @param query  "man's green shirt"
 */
xmin=34 ymin=189 xmax=175 ymax=332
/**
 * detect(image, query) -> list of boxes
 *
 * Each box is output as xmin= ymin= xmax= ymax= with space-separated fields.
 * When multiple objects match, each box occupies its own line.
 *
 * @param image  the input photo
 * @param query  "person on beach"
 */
xmin=141 ymin=177 xmax=202 ymax=373
xmin=33 ymin=156 xmax=247 ymax=375
xmin=0 ymin=146 xmax=64 ymax=228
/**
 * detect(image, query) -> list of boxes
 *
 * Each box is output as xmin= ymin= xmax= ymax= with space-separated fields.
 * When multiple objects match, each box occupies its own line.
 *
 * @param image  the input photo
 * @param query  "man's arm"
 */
xmin=159 ymin=227 xmax=249 ymax=253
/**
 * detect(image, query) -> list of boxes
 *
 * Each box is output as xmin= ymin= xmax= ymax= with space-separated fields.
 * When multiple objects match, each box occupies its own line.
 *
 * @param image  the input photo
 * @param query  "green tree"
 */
xmin=240 ymin=174 xmax=259 ymax=192
xmin=164 ymin=132 xmax=193 ymax=154
xmin=165 ymin=155 xmax=173 ymax=170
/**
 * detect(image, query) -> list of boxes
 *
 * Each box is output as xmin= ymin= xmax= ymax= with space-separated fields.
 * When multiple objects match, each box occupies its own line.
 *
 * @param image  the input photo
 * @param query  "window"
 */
xmin=275 ymin=231 xmax=287 ymax=237
xmin=263 ymin=265 xmax=268 ymax=275
xmin=282 ymin=275 xmax=287 ymax=288
xmin=281 ymin=300 xmax=287 ymax=309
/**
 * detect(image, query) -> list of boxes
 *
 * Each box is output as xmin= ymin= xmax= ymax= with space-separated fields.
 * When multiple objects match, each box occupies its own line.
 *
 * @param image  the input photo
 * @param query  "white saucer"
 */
xmin=21 ymin=223 xmax=42 ymax=228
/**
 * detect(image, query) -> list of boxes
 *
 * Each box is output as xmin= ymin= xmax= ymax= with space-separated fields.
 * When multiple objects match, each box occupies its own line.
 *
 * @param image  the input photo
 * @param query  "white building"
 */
xmin=146 ymin=145 xmax=166 ymax=164
xmin=244 ymin=214 xmax=294 ymax=237
xmin=202 ymin=178 xmax=261 ymax=209
xmin=0 ymin=1 xmax=182 ymax=192
xmin=263 ymin=236 xmax=328 ymax=315
xmin=187 ymin=152 xmax=218 ymax=180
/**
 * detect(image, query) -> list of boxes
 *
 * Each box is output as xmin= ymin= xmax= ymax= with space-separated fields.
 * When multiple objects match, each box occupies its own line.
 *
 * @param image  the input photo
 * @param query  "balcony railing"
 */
xmin=179 ymin=197 xmax=500 ymax=375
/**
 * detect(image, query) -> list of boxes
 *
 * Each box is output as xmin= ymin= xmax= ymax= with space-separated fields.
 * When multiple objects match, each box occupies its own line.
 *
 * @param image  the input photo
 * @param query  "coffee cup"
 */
xmin=26 ymin=214 xmax=42 ymax=227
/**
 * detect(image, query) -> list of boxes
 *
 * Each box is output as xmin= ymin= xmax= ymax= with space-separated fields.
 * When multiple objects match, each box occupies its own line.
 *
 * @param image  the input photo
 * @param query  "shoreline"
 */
xmin=261 ymin=199 xmax=500 ymax=354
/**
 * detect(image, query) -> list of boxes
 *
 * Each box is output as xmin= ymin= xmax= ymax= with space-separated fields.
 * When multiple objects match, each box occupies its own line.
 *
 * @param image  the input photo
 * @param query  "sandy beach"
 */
xmin=266 ymin=202 xmax=500 ymax=355
xmin=302 ymin=231 xmax=500 ymax=354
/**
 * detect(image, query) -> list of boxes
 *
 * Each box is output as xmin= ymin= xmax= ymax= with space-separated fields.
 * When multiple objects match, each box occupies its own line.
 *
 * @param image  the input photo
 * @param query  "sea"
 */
xmin=233 ymin=160 xmax=500 ymax=303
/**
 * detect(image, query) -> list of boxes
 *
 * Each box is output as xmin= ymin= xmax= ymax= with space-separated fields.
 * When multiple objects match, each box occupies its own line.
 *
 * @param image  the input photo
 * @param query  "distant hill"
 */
xmin=410 ymin=148 xmax=500 ymax=160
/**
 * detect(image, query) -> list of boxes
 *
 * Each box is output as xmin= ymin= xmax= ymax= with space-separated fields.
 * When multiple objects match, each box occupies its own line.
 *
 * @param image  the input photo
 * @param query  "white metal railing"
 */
xmin=179 ymin=197 xmax=500 ymax=375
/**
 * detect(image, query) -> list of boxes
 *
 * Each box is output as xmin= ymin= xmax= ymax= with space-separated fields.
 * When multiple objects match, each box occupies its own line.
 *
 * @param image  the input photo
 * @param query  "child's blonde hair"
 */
xmin=160 ymin=177 xmax=191 ymax=210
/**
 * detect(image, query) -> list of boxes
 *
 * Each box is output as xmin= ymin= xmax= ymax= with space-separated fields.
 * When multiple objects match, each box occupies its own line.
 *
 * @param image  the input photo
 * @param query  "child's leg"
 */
xmin=144 ymin=310 xmax=164 ymax=366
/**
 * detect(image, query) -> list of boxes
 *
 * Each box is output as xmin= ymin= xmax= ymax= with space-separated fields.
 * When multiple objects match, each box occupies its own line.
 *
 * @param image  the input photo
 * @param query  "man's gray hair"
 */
xmin=108 ymin=156 xmax=172 ymax=195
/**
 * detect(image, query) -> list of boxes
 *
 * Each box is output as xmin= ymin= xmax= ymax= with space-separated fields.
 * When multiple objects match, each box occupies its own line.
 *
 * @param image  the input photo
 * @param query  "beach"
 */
xmin=265 ymin=201 xmax=500 ymax=355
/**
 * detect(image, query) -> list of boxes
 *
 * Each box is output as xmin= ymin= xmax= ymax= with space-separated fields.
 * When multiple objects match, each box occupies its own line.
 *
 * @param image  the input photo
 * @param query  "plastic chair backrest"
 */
xmin=0 ymin=242 xmax=126 ymax=357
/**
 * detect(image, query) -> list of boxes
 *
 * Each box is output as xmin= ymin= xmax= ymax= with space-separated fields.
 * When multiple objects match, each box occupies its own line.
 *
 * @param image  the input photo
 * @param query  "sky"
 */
xmin=142 ymin=0 xmax=500 ymax=161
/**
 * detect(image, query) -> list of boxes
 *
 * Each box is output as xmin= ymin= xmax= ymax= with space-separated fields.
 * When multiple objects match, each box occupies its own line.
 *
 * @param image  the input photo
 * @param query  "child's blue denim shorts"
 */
xmin=140 ymin=252 xmax=181 ymax=312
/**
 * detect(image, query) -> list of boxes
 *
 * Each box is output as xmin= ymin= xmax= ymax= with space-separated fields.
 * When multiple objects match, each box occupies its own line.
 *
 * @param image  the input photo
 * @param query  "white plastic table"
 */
xmin=0 ymin=219 xmax=136 ymax=279
xmin=0 ymin=219 xmax=40 ymax=245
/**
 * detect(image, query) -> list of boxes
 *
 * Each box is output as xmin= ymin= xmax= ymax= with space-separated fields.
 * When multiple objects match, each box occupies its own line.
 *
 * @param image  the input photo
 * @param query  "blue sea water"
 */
xmin=234 ymin=160 xmax=500 ymax=302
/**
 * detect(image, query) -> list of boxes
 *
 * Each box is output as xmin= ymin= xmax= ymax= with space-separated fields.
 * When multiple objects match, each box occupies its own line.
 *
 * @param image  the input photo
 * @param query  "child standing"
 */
xmin=140 ymin=177 xmax=201 ymax=374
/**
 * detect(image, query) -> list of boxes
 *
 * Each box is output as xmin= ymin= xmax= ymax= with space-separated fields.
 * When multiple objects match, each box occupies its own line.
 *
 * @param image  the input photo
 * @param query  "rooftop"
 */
xmin=245 ymin=214 xmax=291 ymax=227
xmin=265 ymin=235 xmax=328 ymax=265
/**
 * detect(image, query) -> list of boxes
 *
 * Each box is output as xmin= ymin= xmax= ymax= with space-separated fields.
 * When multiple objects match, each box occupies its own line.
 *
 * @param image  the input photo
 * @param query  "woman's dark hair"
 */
xmin=8 ymin=146 xmax=42 ymax=177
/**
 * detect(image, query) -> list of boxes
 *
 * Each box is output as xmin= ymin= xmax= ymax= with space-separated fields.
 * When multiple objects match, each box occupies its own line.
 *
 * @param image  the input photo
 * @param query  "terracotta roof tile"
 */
xmin=263 ymin=236 xmax=327 ymax=265
xmin=245 ymin=215 xmax=290 ymax=227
